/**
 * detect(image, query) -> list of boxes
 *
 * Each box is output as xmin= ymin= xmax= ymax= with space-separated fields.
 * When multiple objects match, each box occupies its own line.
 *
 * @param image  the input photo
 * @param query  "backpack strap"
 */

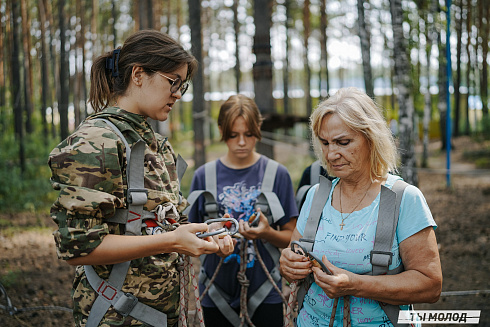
xmin=83 ymin=118 xmax=167 ymax=326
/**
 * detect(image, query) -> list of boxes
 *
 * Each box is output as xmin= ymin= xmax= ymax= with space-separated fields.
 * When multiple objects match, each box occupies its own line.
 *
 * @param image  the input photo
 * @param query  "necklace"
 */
xmin=339 ymin=181 xmax=372 ymax=230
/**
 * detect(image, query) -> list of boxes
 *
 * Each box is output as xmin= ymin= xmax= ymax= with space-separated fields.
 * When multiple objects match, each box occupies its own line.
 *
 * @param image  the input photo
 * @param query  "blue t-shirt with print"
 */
xmin=188 ymin=155 xmax=299 ymax=308
xmin=296 ymin=174 xmax=436 ymax=327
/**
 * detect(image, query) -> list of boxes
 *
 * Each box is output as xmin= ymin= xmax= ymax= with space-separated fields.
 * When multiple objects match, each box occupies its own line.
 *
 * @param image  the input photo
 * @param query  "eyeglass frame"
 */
xmin=149 ymin=69 xmax=189 ymax=96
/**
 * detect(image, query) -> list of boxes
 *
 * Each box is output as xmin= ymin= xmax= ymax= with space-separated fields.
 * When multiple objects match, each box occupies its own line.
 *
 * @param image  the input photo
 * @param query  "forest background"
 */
xmin=0 ymin=0 xmax=490 ymax=325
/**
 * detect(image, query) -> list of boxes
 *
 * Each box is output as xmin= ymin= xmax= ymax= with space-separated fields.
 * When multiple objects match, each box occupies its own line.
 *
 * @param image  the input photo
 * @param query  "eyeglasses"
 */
xmin=150 ymin=70 xmax=189 ymax=96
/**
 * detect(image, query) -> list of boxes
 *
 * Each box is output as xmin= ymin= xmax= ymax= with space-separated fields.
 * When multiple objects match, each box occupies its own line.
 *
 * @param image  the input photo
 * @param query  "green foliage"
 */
xmin=0 ymin=134 xmax=58 ymax=213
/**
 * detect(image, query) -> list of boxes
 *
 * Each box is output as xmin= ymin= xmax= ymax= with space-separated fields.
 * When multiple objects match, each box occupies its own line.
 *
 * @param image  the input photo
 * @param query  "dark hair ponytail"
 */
xmin=89 ymin=30 xmax=198 ymax=112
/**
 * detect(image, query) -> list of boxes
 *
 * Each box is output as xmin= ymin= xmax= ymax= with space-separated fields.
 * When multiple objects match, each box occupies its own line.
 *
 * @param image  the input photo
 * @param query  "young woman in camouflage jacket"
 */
xmin=48 ymin=30 xmax=234 ymax=327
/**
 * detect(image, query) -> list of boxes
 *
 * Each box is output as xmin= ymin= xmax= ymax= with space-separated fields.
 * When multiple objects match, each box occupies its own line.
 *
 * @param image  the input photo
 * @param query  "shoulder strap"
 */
xmin=183 ymin=161 xmax=219 ymax=220
xmin=261 ymin=158 xmax=278 ymax=192
xmin=310 ymin=160 xmax=321 ymax=186
xmin=370 ymin=180 xmax=409 ymax=276
xmin=300 ymin=176 xmax=332 ymax=252
xmin=255 ymin=158 xmax=284 ymax=224
xmin=371 ymin=179 xmax=409 ymax=327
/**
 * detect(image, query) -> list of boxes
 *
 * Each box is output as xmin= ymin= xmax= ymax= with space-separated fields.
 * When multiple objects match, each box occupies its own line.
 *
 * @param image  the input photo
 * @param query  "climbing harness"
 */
xmin=286 ymin=175 xmax=411 ymax=327
xmin=81 ymin=118 xmax=196 ymax=327
xmin=185 ymin=158 xmax=288 ymax=326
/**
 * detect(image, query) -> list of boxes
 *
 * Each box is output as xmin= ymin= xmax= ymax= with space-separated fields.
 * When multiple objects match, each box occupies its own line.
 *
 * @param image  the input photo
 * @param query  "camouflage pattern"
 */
xmin=49 ymin=107 xmax=188 ymax=326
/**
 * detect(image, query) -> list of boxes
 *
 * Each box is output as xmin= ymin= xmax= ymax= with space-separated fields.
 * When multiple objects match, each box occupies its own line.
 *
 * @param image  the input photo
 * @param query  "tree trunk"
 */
xmin=357 ymin=0 xmax=374 ymax=98
xmin=44 ymin=0 xmax=59 ymax=138
xmin=20 ymin=0 xmax=33 ymax=134
xmin=9 ymin=0 xmax=26 ymax=172
xmin=189 ymin=0 xmax=206 ymax=168
xmin=38 ymin=0 xmax=50 ymax=143
xmin=303 ymin=0 xmax=312 ymax=117
xmin=139 ymin=0 xmax=153 ymax=30
xmin=319 ymin=0 xmax=329 ymax=98
xmin=283 ymin=0 xmax=291 ymax=114
xmin=479 ymin=0 xmax=489 ymax=118
xmin=0 ymin=5 xmax=6 ymax=130
xmin=59 ymin=0 xmax=69 ymax=140
xmin=454 ymin=0 xmax=463 ymax=136
xmin=390 ymin=0 xmax=418 ymax=186
xmin=233 ymin=0 xmax=241 ymax=93
xmin=464 ymin=0 xmax=472 ymax=135
xmin=422 ymin=3 xmax=436 ymax=168
xmin=437 ymin=25 xmax=448 ymax=150
xmin=253 ymin=0 xmax=274 ymax=158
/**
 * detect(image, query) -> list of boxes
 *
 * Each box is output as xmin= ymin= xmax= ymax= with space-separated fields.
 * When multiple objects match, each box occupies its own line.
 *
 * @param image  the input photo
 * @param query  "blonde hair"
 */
xmin=217 ymin=94 xmax=263 ymax=141
xmin=310 ymin=87 xmax=398 ymax=180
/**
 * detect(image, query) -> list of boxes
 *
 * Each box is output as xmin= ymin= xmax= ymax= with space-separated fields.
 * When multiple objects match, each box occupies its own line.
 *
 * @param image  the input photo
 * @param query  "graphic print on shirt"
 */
xmin=218 ymin=181 xmax=262 ymax=267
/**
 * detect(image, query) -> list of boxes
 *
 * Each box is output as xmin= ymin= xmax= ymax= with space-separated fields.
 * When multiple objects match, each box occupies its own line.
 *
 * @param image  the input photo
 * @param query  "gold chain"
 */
xmin=339 ymin=181 xmax=372 ymax=230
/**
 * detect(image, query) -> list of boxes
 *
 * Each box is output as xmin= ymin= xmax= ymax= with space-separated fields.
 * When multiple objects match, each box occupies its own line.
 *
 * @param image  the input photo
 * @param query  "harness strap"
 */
xmin=371 ymin=181 xmax=408 ymax=276
xmin=183 ymin=161 xmax=219 ymax=219
xmin=300 ymin=176 xmax=332 ymax=252
xmin=85 ymin=263 xmax=167 ymax=327
xmin=255 ymin=159 xmax=284 ymax=224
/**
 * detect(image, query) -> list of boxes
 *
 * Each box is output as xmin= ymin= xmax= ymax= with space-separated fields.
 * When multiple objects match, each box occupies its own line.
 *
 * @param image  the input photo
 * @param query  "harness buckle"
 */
xmin=128 ymin=188 xmax=148 ymax=205
xmin=370 ymin=250 xmax=393 ymax=266
xmin=114 ymin=292 xmax=139 ymax=317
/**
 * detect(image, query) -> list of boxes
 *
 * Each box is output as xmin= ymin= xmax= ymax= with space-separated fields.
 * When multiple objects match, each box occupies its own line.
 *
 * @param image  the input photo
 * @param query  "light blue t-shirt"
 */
xmin=296 ymin=174 xmax=436 ymax=327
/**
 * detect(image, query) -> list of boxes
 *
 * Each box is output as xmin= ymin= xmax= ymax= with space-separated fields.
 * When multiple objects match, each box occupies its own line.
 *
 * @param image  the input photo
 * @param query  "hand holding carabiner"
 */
xmin=196 ymin=217 xmax=239 ymax=238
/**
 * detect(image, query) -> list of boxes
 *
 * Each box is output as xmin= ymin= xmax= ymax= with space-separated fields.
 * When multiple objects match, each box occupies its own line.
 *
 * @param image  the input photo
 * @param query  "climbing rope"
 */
xmin=199 ymin=257 xmax=224 ymax=301
xmin=178 ymin=255 xmax=206 ymax=327
xmin=252 ymin=240 xmax=287 ymax=304
xmin=238 ymin=239 xmax=255 ymax=327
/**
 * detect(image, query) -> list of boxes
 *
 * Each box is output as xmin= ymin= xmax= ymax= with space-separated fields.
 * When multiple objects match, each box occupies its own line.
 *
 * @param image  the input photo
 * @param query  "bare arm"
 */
xmin=239 ymin=210 xmax=297 ymax=248
xmin=313 ymin=227 xmax=442 ymax=305
xmin=67 ymin=223 xmax=228 ymax=266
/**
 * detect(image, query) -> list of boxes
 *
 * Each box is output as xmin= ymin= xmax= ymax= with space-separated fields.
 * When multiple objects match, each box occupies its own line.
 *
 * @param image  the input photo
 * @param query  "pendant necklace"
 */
xmin=339 ymin=181 xmax=372 ymax=230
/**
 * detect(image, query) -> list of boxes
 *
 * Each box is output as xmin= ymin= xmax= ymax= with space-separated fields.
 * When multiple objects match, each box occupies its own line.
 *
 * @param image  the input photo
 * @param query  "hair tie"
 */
xmin=105 ymin=49 xmax=121 ymax=77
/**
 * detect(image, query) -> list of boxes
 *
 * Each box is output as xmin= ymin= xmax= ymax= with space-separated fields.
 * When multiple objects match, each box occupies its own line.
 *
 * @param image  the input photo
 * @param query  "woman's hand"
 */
xmin=239 ymin=209 xmax=271 ymax=240
xmin=209 ymin=213 xmax=236 ymax=257
xmin=312 ymin=255 xmax=356 ymax=299
xmin=279 ymin=247 xmax=312 ymax=283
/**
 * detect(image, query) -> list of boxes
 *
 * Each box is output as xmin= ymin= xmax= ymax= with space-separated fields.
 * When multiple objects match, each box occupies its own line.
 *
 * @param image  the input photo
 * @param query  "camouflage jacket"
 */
xmin=48 ymin=107 xmax=188 ymax=326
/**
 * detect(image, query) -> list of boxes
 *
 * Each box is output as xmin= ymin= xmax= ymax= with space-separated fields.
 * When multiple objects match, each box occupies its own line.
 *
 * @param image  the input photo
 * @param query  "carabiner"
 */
xmin=290 ymin=241 xmax=332 ymax=275
xmin=196 ymin=218 xmax=239 ymax=238
xmin=247 ymin=211 xmax=260 ymax=227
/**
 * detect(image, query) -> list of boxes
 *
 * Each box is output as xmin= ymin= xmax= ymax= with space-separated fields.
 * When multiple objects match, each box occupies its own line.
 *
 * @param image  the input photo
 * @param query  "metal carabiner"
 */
xmin=196 ymin=217 xmax=239 ymax=238
xmin=247 ymin=211 xmax=260 ymax=227
xmin=290 ymin=241 xmax=332 ymax=275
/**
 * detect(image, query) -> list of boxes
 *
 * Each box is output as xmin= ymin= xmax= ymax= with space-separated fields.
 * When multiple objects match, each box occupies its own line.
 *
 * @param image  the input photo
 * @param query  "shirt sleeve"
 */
xmin=396 ymin=184 xmax=437 ymax=243
xmin=272 ymin=164 xmax=299 ymax=226
xmin=49 ymin=122 xmax=125 ymax=260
